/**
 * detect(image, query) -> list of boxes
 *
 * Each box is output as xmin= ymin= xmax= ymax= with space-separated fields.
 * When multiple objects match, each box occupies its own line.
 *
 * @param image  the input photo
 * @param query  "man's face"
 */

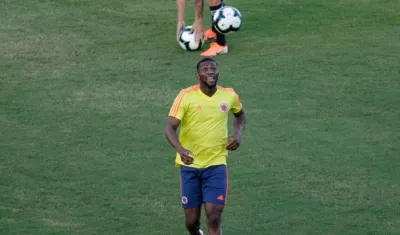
xmin=197 ymin=61 xmax=219 ymax=88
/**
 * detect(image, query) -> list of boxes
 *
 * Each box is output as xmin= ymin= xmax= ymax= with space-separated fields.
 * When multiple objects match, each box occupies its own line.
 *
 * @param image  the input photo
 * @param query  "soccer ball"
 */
xmin=178 ymin=26 xmax=203 ymax=51
xmin=212 ymin=6 xmax=242 ymax=35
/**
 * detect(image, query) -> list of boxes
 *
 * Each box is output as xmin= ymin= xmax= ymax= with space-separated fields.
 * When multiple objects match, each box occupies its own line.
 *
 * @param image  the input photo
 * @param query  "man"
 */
xmin=176 ymin=0 xmax=228 ymax=57
xmin=165 ymin=58 xmax=247 ymax=235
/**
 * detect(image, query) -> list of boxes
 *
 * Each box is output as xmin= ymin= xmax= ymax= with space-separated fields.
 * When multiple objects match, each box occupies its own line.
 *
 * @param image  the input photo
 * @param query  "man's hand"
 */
xmin=176 ymin=21 xmax=185 ymax=42
xmin=226 ymin=135 xmax=241 ymax=151
xmin=178 ymin=147 xmax=194 ymax=165
xmin=191 ymin=19 xmax=204 ymax=42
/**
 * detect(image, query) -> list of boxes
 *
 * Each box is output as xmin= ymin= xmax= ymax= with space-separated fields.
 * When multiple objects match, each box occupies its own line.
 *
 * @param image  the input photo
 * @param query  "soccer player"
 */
xmin=176 ymin=0 xmax=228 ymax=57
xmin=165 ymin=58 xmax=247 ymax=235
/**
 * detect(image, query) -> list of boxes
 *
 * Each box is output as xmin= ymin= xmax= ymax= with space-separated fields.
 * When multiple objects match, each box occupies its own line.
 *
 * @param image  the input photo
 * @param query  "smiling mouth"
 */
xmin=207 ymin=79 xmax=215 ymax=84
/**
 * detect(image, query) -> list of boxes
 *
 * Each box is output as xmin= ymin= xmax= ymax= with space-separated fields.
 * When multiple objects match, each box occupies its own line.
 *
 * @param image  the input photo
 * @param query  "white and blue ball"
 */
xmin=178 ymin=26 xmax=203 ymax=51
xmin=212 ymin=6 xmax=243 ymax=35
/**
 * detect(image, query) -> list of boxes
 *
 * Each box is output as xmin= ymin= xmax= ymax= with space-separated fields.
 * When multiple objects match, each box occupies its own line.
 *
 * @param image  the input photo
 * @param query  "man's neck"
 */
xmin=200 ymin=84 xmax=217 ymax=97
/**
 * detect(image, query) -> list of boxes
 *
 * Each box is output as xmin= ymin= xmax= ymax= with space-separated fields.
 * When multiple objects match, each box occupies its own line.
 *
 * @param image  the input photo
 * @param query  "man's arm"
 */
xmin=194 ymin=0 xmax=204 ymax=22
xmin=165 ymin=90 xmax=194 ymax=164
xmin=165 ymin=117 xmax=184 ymax=151
xmin=165 ymin=117 xmax=194 ymax=165
xmin=226 ymin=108 xmax=247 ymax=151
xmin=191 ymin=0 xmax=204 ymax=42
xmin=233 ymin=108 xmax=247 ymax=138
xmin=176 ymin=0 xmax=186 ymax=23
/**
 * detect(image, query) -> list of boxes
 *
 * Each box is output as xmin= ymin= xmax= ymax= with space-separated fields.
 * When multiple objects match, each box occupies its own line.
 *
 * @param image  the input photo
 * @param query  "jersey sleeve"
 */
xmin=231 ymin=90 xmax=243 ymax=114
xmin=168 ymin=89 xmax=187 ymax=120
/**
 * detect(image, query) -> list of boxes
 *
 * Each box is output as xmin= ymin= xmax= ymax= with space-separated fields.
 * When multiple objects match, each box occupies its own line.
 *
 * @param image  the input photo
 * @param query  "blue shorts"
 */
xmin=180 ymin=165 xmax=228 ymax=208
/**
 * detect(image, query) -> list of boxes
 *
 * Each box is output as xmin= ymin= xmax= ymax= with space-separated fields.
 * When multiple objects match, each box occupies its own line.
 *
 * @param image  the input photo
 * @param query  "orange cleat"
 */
xmin=200 ymin=42 xmax=228 ymax=57
xmin=204 ymin=28 xmax=217 ymax=40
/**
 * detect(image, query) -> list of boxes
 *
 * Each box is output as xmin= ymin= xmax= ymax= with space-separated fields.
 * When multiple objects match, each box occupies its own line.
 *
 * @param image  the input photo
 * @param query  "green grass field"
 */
xmin=1 ymin=0 xmax=400 ymax=234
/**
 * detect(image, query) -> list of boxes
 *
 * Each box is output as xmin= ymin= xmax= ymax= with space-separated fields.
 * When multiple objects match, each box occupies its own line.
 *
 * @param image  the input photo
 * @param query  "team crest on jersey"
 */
xmin=220 ymin=103 xmax=228 ymax=112
xmin=181 ymin=196 xmax=188 ymax=204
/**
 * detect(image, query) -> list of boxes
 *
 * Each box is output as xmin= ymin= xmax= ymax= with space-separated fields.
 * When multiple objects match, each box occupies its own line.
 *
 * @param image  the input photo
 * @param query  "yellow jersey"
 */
xmin=168 ymin=84 xmax=243 ymax=169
